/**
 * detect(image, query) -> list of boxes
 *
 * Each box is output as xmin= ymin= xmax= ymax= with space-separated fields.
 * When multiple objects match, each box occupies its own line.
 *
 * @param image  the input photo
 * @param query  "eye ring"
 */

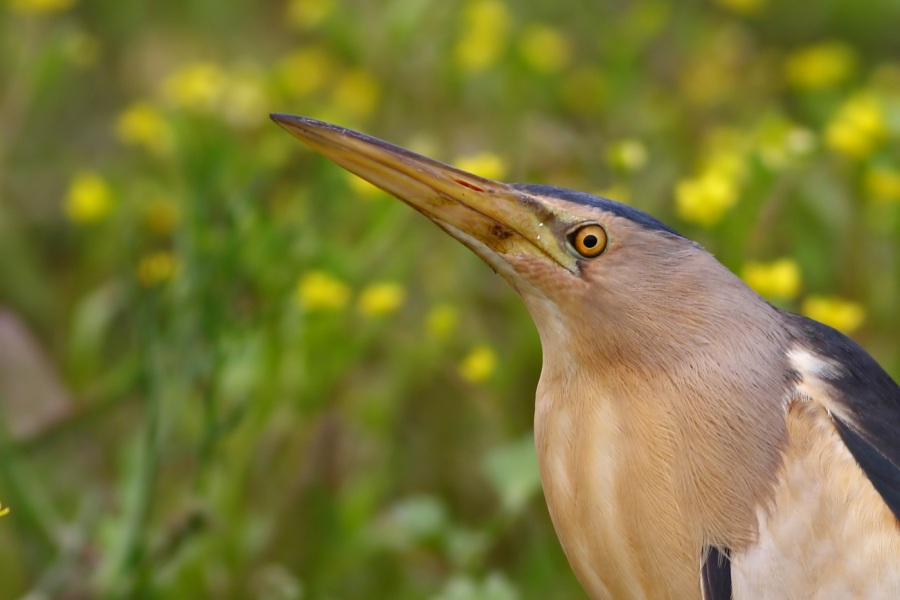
xmin=568 ymin=224 xmax=608 ymax=258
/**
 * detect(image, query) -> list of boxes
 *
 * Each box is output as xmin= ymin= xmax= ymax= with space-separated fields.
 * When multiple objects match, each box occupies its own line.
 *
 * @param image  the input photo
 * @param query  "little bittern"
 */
xmin=272 ymin=114 xmax=900 ymax=599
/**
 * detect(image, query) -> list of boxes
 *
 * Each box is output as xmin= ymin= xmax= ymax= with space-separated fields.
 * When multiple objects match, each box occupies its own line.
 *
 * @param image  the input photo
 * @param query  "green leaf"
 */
xmin=481 ymin=436 xmax=541 ymax=515
xmin=371 ymin=494 xmax=448 ymax=551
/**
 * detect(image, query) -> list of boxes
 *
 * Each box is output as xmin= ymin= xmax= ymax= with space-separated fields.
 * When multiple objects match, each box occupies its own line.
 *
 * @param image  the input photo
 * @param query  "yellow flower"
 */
xmin=825 ymin=94 xmax=886 ymax=159
xmin=64 ymin=172 xmax=113 ymax=223
xmin=674 ymin=170 xmax=739 ymax=227
xmin=137 ymin=251 xmax=178 ymax=287
xmin=295 ymin=271 xmax=350 ymax=312
xmin=454 ymin=0 xmax=510 ymax=73
xmin=9 ymin=0 xmax=74 ymax=14
xmin=0 ymin=501 xmax=9 ymax=517
xmin=742 ymin=258 xmax=802 ymax=300
xmin=116 ymin=102 xmax=174 ymax=156
xmin=704 ymin=151 xmax=746 ymax=181
xmin=802 ymin=296 xmax=865 ymax=334
xmin=865 ymin=166 xmax=900 ymax=202
xmin=278 ymin=46 xmax=334 ymax=98
xmin=519 ymin=25 xmax=572 ymax=74
xmin=713 ymin=0 xmax=766 ymax=15
xmin=286 ymin=0 xmax=333 ymax=30
xmin=331 ymin=69 xmax=381 ymax=120
xmin=426 ymin=304 xmax=459 ymax=340
xmin=459 ymin=344 xmax=497 ymax=382
xmin=784 ymin=42 xmax=856 ymax=90
xmin=560 ymin=66 xmax=606 ymax=115
xmin=358 ymin=282 xmax=406 ymax=317
xmin=454 ymin=152 xmax=508 ymax=180
xmin=607 ymin=139 xmax=648 ymax=172
xmin=161 ymin=62 xmax=226 ymax=112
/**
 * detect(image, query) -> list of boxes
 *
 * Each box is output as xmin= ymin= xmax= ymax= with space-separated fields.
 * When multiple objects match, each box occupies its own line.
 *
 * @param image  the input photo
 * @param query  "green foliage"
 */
xmin=482 ymin=437 xmax=541 ymax=517
xmin=1 ymin=0 xmax=899 ymax=598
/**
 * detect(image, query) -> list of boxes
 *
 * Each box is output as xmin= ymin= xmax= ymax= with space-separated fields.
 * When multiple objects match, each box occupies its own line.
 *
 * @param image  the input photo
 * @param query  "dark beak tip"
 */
xmin=270 ymin=112 xmax=317 ymax=127
xmin=269 ymin=113 xmax=343 ymax=139
xmin=269 ymin=112 xmax=293 ymax=126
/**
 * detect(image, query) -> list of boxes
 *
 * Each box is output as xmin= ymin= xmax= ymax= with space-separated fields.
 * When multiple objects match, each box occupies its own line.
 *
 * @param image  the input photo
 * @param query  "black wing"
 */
xmin=701 ymin=546 xmax=732 ymax=600
xmin=788 ymin=313 xmax=900 ymax=520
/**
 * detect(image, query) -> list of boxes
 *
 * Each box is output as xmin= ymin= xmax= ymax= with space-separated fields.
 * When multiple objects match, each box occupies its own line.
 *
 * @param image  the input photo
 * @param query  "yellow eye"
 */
xmin=570 ymin=224 xmax=608 ymax=258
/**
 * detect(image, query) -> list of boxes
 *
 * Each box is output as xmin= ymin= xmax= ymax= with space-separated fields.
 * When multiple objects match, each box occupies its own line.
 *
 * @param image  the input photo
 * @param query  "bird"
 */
xmin=271 ymin=113 xmax=900 ymax=600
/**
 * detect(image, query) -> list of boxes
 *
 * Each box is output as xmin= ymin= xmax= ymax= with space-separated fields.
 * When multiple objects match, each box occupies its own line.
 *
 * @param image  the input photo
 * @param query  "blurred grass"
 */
xmin=1 ymin=0 xmax=900 ymax=598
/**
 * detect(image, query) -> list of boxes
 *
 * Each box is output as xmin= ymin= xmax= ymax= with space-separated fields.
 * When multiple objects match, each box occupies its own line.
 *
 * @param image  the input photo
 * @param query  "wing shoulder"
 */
xmin=786 ymin=313 xmax=900 ymax=520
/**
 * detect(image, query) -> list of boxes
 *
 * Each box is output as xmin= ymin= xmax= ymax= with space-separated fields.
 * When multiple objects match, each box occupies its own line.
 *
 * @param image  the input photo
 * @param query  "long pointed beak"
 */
xmin=270 ymin=114 xmax=576 ymax=272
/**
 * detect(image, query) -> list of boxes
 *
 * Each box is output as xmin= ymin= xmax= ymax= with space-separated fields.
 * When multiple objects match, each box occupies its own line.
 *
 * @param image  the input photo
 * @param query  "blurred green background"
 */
xmin=1 ymin=0 xmax=900 ymax=598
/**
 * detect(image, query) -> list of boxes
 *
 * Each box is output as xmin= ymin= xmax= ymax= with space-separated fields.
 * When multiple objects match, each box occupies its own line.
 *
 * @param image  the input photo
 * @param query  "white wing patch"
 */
xmin=787 ymin=347 xmax=843 ymax=380
xmin=787 ymin=346 xmax=854 ymax=424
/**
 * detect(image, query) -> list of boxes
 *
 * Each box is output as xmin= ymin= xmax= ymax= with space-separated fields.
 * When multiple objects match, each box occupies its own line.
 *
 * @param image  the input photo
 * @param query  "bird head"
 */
xmin=270 ymin=114 xmax=767 ymax=373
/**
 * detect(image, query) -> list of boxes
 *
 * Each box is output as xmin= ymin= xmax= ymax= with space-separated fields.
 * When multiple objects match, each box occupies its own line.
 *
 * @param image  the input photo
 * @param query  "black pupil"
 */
xmin=582 ymin=234 xmax=598 ymax=248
